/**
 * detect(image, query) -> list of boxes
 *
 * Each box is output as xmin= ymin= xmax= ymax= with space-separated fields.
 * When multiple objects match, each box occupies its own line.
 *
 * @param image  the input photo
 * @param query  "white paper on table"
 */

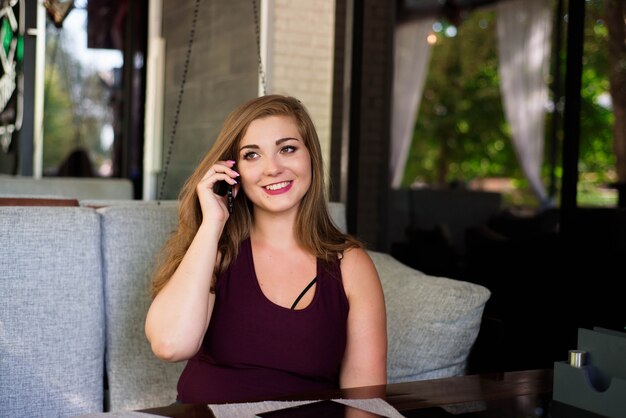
xmin=208 ymin=397 xmax=404 ymax=418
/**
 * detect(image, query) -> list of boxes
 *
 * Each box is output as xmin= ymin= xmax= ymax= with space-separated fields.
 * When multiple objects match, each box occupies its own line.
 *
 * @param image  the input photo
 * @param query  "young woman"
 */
xmin=145 ymin=95 xmax=387 ymax=403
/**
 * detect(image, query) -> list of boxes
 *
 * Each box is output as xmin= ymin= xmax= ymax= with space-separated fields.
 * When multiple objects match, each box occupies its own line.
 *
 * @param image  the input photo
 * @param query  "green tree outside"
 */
xmin=404 ymin=1 xmax=615 ymax=208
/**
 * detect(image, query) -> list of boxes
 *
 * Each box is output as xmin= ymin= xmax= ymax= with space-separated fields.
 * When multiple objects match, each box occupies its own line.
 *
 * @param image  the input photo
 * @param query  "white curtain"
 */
xmin=497 ymin=0 xmax=553 ymax=205
xmin=390 ymin=18 xmax=435 ymax=189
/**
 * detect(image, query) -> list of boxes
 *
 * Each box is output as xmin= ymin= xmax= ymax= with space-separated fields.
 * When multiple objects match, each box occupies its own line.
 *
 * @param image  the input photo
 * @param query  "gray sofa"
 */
xmin=0 ymin=200 xmax=490 ymax=417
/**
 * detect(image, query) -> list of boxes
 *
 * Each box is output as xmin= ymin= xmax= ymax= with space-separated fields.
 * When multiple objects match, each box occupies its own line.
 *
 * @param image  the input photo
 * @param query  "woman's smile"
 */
xmin=263 ymin=181 xmax=293 ymax=194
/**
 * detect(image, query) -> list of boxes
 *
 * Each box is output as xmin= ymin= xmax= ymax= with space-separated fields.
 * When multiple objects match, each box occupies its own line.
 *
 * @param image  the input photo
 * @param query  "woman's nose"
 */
xmin=263 ymin=156 xmax=282 ymax=176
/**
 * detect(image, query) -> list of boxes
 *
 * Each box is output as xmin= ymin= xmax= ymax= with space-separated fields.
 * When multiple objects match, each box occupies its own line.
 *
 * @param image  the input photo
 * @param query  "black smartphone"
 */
xmin=212 ymin=181 xmax=234 ymax=214
xmin=212 ymin=180 xmax=231 ymax=197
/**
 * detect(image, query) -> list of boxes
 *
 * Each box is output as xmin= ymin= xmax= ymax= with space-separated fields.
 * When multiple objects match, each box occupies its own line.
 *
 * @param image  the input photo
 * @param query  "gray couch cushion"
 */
xmin=98 ymin=204 xmax=184 ymax=411
xmin=369 ymin=251 xmax=490 ymax=383
xmin=0 ymin=207 xmax=105 ymax=417
xmin=328 ymin=202 xmax=347 ymax=233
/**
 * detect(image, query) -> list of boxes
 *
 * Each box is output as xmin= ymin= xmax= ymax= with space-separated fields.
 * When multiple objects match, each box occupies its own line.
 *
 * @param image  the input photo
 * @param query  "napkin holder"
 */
xmin=553 ymin=327 xmax=626 ymax=418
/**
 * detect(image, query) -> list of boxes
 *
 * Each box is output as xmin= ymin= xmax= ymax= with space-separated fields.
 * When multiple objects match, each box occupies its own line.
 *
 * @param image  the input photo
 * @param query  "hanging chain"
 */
xmin=252 ymin=0 xmax=267 ymax=95
xmin=157 ymin=0 xmax=201 ymax=203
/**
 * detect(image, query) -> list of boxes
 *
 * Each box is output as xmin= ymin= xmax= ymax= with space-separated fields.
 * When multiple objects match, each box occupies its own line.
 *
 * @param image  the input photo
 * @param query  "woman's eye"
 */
xmin=243 ymin=151 xmax=259 ymax=160
xmin=281 ymin=145 xmax=296 ymax=154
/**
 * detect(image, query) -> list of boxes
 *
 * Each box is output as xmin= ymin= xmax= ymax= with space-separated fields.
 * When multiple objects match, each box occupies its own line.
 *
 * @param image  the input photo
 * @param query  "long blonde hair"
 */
xmin=150 ymin=95 xmax=360 ymax=297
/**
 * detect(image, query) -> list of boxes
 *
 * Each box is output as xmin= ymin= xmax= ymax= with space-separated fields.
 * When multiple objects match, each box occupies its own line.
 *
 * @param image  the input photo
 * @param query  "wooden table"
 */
xmin=139 ymin=368 xmax=605 ymax=417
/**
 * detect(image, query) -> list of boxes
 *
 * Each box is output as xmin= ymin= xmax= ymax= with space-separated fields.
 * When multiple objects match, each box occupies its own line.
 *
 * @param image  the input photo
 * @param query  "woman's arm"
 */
xmin=145 ymin=161 xmax=238 ymax=362
xmin=339 ymin=247 xmax=387 ymax=388
xmin=145 ymin=223 xmax=221 ymax=362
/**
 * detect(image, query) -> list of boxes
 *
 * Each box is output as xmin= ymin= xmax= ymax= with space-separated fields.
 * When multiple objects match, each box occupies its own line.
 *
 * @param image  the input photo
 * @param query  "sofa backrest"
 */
xmin=0 ymin=207 xmax=105 ymax=417
xmin=327 ymin=201 xmax=347 ymax=233
xmin=97 ymin=203 xmax=184 ymax=411
xmin=0 ymin=175 xmax=134 ymax=200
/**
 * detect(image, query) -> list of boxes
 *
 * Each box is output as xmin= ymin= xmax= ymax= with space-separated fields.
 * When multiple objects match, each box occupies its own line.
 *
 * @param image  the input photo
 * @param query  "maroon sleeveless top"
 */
xmin=176 ymin=238 xmax=349 ymax=403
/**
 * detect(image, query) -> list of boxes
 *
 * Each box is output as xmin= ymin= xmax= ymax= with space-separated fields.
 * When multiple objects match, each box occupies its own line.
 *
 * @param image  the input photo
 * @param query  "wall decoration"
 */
xmin=0 ymin=0 xmax=24 ymax=154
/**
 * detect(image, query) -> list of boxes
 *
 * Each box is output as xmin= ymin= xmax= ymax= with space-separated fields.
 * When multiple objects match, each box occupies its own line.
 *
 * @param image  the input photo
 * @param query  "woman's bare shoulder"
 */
xmin=340 ymin=247 xmax=380 ymax=294
xmin=340 ymin=245 xmax=372 ymax=266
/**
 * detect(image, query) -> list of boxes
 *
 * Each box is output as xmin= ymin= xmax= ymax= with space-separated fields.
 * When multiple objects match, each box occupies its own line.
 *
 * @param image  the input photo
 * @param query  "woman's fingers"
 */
xmin=201 ymin=160 xmax=238 ymax=181
xmin=198 ymin=161 xmax=239 ymax=195
xmin=232 ymin=183 xmax=241 ymax=198
xmin=196 ymin=161 xmax=240 ymax=220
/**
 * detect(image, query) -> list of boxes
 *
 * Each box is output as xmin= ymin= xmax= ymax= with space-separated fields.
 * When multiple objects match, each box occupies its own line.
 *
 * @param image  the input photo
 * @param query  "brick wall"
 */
xmin=269 ymin=0 xmax=335 ymax=184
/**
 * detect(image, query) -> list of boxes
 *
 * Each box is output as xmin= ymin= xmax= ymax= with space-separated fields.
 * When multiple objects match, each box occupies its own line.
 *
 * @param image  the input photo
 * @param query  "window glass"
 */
xmin=43 ymin=0 xmax=122 ymax=177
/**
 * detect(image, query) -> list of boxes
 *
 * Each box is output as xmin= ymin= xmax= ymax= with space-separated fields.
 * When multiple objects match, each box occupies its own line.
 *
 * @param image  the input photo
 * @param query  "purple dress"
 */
xmin=176 ymin=238 xmax=349 ymax=403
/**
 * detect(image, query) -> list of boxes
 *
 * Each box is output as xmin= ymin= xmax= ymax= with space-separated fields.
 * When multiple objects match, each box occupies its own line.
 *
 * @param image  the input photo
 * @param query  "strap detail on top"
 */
xmin=290 ymin=277 xmax=318 ymax=310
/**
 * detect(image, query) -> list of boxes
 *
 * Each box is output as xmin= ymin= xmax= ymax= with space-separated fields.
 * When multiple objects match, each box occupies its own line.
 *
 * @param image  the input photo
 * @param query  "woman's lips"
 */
xmin=263 ymin=181 xmax=292 ymax=195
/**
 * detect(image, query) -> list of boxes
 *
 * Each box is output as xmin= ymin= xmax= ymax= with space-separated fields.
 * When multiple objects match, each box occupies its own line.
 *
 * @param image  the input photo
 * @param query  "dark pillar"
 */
xmin=548 ymin=0 xmax=565 ymax=200
xmin=560 ymin=0 xmax=585 ymax=237
xmin=346 ymin=0 xmax=363 ymax=236
xmin=18 ymin=0 xmax=38 ymax=175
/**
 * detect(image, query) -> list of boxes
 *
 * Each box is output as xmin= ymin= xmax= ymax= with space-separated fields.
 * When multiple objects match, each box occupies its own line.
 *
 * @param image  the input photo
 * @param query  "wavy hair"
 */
xmin=150 ymin=95 xmax=360 ymax=297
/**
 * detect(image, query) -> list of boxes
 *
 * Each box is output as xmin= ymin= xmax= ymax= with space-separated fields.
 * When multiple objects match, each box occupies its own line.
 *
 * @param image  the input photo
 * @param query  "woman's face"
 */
xmin=237 ymin=115 xmax=312 ymax=216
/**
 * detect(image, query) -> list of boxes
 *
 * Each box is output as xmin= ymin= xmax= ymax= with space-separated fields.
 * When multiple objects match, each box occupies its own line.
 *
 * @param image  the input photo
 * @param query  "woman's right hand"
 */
xmin=196 ymin=160 xmax=240 ymax=224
